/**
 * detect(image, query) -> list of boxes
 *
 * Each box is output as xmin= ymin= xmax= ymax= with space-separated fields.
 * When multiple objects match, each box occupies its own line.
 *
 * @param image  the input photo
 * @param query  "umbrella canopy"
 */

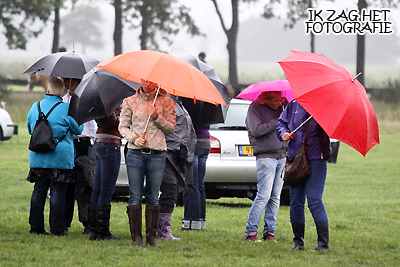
xmin=279 ymin=50 xmax=379 ymax=156
xmin=24 ymin=51 xmax=99 ymax=79
xmin=69 ymin=67 xmax=141 ymax=124
xmin=178 ymin=55 xmax=231 ymax=128
xmin=237 ymin=80 xmax=293 ymax=102
xmin=178 ymin=55 xmax=222 ymax=83
xmin=96 ymin=50 xmax=227 ymax=106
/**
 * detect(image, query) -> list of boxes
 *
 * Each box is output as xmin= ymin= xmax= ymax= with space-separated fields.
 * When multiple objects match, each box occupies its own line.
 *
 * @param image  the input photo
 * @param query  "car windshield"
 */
xmin=210 ymin=100 xmax=250 ymax=130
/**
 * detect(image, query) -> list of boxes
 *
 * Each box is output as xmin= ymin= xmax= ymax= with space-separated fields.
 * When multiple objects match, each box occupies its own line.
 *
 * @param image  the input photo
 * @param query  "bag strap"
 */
xmin=303 ymin=117 xmax=314 ymax=145
xmin=37 ymin=101 xmax=68 ymax=144
xmin=37 ymin=101 xmax=63 ymax=119
xmin=56 ymin=129 xmax=69 ymax=145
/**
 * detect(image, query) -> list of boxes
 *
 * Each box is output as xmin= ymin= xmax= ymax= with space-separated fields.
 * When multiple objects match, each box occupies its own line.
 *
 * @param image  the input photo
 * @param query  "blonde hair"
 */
xmin=257 ymin=91 xmax=282 ymax=104
xmin=48 ymin=77 xmax=65 ymax=97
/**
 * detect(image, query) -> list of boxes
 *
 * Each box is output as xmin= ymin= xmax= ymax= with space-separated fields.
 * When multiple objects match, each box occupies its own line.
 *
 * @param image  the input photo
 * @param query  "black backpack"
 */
xmin=29 ymin=101 xmax=68 ymax=152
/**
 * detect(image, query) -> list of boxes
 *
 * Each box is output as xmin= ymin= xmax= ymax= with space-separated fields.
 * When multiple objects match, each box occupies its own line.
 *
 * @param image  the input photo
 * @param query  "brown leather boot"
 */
xmin=145 ymin=206 xmax=162 ymax=248
xmin=126 ymin=205 xmax=144 ymax=247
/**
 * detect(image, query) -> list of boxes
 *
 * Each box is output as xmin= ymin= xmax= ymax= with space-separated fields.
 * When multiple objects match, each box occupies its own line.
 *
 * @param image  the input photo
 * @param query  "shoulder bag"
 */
xmin=283 ymin=118 xmax=314 ymax=186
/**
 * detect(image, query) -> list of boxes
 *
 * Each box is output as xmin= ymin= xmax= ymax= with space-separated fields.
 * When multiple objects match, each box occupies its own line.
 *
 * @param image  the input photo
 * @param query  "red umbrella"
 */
xmin=279 ymin=50 xmax=379 ymax=156
xmin=236 ymin=80 xmax=293 ymax=102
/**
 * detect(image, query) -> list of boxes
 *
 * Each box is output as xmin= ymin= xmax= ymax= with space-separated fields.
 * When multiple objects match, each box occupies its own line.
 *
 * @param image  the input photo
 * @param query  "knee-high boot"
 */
xmin=97 ymin=204 xmax=122 ymax=240
xmin=89 ymin=202 xmax=98 ymax=241
xmin=313 ymin=222 xmax=330 ymax=251
xmin=145 ymin=206 xmax=162 ymax=248
xmin=290 ymin=222 xmax=305 ymax=251
xmin=126 ymin=205 xmax=144 ymax=247
xmin=158 ymin=213 xmax=180 ymax=241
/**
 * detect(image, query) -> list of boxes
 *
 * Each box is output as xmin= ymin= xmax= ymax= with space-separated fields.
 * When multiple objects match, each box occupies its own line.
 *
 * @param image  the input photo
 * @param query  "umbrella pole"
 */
xmin=141 ymin=85 xmax=161 ymax=139
xmin=289 ymin=115 xmax=313 ymax=137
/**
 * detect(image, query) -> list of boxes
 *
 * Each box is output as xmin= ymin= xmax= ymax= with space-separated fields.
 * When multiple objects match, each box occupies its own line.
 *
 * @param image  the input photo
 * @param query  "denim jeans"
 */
xmin=183 ymin=147 xmax=210 ymax=221
xmin=289 ymin=159 xmax=328 ymax=224
xmin=126 ymin=149 xmax=166 ymax=206
xmin=245 ymin=158 xmax=285 ymax=235
xmin=29 ymin=179 xmax=68 ymax=235
xmin=91 ymin=142 xmax=121 ymax=205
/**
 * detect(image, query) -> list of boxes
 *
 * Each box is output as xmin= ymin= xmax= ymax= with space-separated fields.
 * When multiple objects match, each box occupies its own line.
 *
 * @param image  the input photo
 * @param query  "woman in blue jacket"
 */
xmin=277 ymin=100 xmax=331 ymax=251
xmin=27 ymin=77 xmax=83 ymax=236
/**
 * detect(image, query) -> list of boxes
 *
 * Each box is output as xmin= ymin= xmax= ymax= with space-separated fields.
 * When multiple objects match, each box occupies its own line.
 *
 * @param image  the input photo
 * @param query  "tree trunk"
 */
xmin=113 ymin=0 xmax=123 ymax=56
xmin=139 ymin=3 xmax=149 ymax=50
xmin=51 ymin=1 xmax=61 ymax=53
xmin=309 ymin=0 xmax=315 ymax=53
xmin=227 ymin=0 xmax=239 ymax=96
xmin=356 ymin=0 xmax=367 ymax=86
xmin=310 ymin=33 xmax=315 ymax=53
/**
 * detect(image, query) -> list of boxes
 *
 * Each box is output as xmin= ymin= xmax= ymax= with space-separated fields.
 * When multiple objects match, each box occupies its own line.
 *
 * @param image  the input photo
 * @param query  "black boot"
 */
xmin=145 ymin=206 xmax=162 ymax=248
xmin=313 ymin=222 xmax=330 ymax=251
xmin=89 ymin=202 xmax=98 ymax=241
xmin=290 ymin=223 xmax=305 ymax=251
xmin=127 ymin=205 xmax=144 ymax=247
xmin=97 ymin=204 xmax=122 ymax=240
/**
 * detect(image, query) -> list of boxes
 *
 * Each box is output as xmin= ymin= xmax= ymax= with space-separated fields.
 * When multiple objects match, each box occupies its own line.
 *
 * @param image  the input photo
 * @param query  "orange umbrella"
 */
xmin=96 ymin=50 xmax=227 ymax=106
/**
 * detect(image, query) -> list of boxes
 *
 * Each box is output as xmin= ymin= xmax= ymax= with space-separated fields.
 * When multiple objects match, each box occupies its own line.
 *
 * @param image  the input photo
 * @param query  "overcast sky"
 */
xmin=1 ymin=0 xmax=399 ymax=63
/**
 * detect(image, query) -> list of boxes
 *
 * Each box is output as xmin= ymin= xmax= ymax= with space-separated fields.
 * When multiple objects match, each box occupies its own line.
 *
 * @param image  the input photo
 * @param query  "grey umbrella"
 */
xmin=23 ymin=51 xmax=99 ymax=79
xmin=178 ymin=55 xmax=231 ymax=128
xmin=68 ymin=67 xmax=141 ymax=125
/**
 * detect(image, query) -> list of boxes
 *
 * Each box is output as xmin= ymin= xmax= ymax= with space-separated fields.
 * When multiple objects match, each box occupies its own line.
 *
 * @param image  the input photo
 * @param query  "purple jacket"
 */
xmin=277 ymin=100 xmax=330 ymax=160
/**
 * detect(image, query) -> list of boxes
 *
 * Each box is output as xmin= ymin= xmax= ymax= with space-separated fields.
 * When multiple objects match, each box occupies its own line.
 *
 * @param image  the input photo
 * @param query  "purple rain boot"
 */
xmin=158 ymin=213 xmax=180 ymax=241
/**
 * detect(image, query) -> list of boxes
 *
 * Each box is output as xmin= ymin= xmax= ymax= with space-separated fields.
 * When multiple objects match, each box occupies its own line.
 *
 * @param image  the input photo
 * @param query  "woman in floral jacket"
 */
xmin=119 ymin=79 xmax=175 ymax=248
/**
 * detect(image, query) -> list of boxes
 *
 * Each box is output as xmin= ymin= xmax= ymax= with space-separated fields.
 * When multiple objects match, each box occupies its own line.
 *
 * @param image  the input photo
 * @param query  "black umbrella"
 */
xmin=178 ymin=55 xmax=231 ymax=128
xmin=69 ymin=67 xmax=141 ymax=125
xmin=24 ymin=51 xmax=99 ymax=79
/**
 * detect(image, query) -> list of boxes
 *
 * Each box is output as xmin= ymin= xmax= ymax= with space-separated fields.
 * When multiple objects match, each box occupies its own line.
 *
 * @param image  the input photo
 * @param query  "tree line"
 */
xmin=1 ymin=0 xmax=399 ymax=95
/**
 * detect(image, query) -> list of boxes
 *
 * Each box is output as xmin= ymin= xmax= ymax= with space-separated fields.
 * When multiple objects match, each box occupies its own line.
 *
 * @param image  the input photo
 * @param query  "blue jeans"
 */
xmin=289 ymin=159 xmax=328 ymax=224
xmin=126 ymin=149 xmax=166 ymax=206
xmin=245 ymin=158 xmax=285 ymax=235
xmin=29 ymin=179 xmax=68 ymax=235
xmin=91 ymin=142 xmax=121 ymax=205
xmin=183 ymin=147 xmax=210 ymax=221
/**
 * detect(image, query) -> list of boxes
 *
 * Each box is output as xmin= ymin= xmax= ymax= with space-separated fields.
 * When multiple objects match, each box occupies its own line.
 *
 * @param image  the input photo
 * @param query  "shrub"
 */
xmin=370 ymin=78 xmax=400 ymax=103
xmin=0 ymin=75 xmax=11 ymax=98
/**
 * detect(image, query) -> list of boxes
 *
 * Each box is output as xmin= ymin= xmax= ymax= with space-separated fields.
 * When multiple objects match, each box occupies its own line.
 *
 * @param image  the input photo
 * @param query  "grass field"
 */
xmin=1 ymin=90 xmax=400 ymax=266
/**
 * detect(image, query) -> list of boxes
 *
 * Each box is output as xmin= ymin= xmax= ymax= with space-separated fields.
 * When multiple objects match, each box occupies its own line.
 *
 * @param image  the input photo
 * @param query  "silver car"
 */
xmin=113 ymin=98 xmax=289 ymax=205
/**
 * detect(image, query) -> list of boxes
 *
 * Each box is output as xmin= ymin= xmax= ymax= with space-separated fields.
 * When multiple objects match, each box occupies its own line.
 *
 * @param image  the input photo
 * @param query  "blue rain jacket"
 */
xmin=27 ymin=94 xmax=83 ymax=169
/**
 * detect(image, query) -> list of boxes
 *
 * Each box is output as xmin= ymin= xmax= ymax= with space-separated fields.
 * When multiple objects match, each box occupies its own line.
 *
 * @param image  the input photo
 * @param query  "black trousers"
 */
xmin=65 ymin=139 xmax=93 ymax=228
xmin=159 ymin=181 xmax=178 ymax=214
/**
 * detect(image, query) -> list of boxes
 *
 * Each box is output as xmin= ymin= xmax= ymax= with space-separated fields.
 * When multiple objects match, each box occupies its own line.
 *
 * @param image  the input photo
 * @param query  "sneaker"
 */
xmin=244 ymin=232 xmax=262 ymax=242
xmin=263 ymin=232 xmax=277 ymax=242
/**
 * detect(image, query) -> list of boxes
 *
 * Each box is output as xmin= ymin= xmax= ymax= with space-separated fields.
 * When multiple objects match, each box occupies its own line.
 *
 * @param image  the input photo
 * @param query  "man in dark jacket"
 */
xmin=244 ymin=91 xmax=287 ymax=242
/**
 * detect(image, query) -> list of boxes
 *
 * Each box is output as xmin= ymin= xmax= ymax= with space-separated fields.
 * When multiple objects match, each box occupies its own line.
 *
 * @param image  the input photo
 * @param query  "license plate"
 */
xmin=239 ymin=145 xmax=253 ymax=156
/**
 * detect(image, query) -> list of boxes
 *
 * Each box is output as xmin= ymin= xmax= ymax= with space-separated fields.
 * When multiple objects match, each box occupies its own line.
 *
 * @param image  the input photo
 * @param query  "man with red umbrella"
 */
xmin=277 ymin=100 xmax=331 ymax=251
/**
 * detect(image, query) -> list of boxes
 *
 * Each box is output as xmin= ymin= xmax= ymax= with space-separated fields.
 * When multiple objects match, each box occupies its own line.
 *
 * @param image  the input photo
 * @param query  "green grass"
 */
xmin=1 ymin=92 xmax=400 ymax=266
xmin=1 ymin=123 xmax=400 ymax=266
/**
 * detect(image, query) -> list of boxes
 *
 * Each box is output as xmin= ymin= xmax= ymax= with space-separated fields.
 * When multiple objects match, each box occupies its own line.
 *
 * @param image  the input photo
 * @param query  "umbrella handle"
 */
xmin=289 ymin=132 xmax=295 ymax=137
xmin=141 ymin=132 xmax=146 ymax=139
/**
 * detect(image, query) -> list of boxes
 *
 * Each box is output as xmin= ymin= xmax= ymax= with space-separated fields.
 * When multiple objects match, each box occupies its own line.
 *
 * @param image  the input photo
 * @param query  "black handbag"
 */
xmin=29 ymin=101 xmax=68 ymax=152
xmin=283 ymin=118 xmax=314 ymax=186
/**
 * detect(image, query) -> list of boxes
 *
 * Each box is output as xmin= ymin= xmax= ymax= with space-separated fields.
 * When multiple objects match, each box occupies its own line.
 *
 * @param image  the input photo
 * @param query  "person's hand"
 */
xmin=149 ymin=106 xmax=158 ymax=120
xmin=282 ymin=132 xmax=293 ymax=142
xmin=134 ymin=137 xmax=147 ymax=147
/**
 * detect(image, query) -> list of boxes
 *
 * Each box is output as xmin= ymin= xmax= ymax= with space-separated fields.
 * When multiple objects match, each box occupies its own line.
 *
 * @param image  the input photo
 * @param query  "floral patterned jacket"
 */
xmin=119 ymin=87 xmax=176 ymax=151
